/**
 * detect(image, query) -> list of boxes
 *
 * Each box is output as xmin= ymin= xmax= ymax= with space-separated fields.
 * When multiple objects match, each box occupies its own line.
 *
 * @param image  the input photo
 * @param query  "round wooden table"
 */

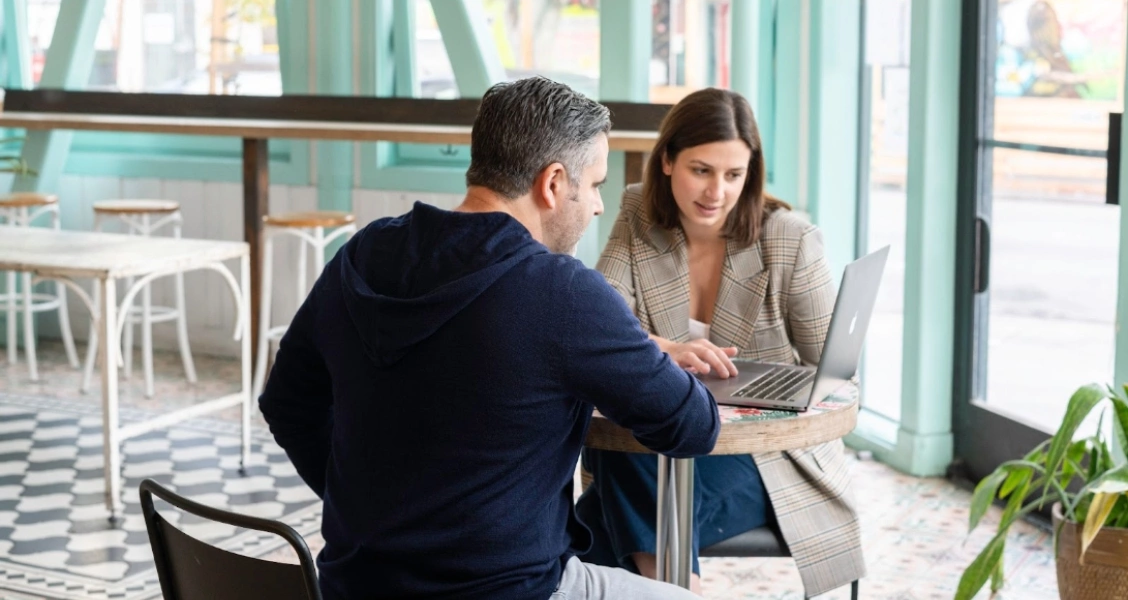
xmin=583 ymin=385 xmax=860 ymax=589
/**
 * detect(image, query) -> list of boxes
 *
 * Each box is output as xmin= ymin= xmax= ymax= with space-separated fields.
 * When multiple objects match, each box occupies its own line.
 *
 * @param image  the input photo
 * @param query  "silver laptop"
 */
xmin=698 ymin=245 xmax=890 ymax=411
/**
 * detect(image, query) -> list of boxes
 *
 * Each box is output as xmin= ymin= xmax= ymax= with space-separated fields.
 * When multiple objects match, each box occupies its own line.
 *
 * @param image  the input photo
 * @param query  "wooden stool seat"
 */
xmin=93 ymin=199 xmax=182 ymax=214
xmin=0 ymin=192 xmax=58 ymax=208
xmin=252 ymin=211 xmax=357 ymax=399
xmin=264 ymin=211 xmax=356 ymax=229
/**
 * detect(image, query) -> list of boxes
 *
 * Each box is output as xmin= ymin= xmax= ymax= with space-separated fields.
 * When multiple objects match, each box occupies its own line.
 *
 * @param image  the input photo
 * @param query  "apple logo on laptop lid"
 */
xmin=849 ymin=312 xmax=858 ymax=335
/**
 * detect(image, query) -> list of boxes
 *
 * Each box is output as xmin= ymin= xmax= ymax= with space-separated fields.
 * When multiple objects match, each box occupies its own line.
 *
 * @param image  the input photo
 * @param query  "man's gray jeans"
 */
xmin=551 ymin=556 xmax=701 ymax=599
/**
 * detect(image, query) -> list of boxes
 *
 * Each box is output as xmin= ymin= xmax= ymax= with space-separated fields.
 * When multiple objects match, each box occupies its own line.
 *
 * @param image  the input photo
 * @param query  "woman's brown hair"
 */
xmin=643 ymin=88 xmax=788 ymax=247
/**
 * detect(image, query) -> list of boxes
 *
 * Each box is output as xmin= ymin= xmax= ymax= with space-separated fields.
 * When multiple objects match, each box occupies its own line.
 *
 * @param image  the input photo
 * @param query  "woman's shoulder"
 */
xmin=761 ymin=206 xmax=818 ymax=242
xmin=757 ymin=208 xmax=821 ymax=267
xmin=615 ymin=183 xmax=654 ymax=237
xmin=621 ymin=183 xmax=648 ymax=218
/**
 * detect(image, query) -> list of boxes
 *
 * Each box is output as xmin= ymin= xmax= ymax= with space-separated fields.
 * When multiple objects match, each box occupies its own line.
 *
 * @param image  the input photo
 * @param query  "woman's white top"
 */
xmin=688 ymin=318 xmax=711 ymax=342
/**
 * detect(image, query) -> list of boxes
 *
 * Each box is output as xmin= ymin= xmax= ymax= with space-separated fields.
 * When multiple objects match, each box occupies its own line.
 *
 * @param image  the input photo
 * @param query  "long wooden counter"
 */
xmin=0 ymin=111 xmax=659 ymax=152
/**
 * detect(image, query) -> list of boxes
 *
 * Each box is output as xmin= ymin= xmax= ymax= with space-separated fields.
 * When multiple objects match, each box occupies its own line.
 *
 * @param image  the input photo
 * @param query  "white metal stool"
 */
xmin=253 ymin=210 xmax=357 ymax=398
xmin=0 ymin=192 xmax=80 ymax=380
xmin=82 ymin=200 xmax=197 ymax=398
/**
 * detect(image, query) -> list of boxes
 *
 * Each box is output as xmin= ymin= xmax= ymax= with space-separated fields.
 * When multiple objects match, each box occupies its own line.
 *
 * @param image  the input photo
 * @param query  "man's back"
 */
xmin=260 ymin=203 xmax=719 ymax=599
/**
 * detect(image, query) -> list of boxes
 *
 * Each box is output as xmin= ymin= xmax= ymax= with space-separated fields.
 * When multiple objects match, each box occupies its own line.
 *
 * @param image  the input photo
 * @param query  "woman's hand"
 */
xmin=651 ymin=335 xmax=740 ymax=378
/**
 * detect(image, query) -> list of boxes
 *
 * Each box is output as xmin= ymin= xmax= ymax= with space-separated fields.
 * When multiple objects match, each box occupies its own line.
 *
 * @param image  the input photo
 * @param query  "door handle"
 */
xmin=1108 ymin=112 xmax=1121 ymax=205
xmin=974 ymin=216 xmax=990 ymax=294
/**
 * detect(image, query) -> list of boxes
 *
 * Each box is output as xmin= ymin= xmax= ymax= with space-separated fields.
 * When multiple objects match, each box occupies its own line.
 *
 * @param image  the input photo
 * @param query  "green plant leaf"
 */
xmin=1045 ymin=385 xmax=1108 ymax=498
xmin=1001 ymin=475 xmax=1031 ymax=528
xmin=1111 ymin=495 xmax=1128 ymax=528
xmin=999 ymin=466 xmax=1030 ymax=500
xmin=1110 ymin=396 xmax=1128 ymax=468
xmin=969 ymin=470 xmax=1009 ymax=533
xmin=990 ymin=548 xmax=1005 ymax=593
xmin=955 ymin=530 xmax=1007 ymax=600
xmin=996 ymin=459 xmax=1043 ymax=499
xmin=1088 ymin=465 xmax=1128 ymax=495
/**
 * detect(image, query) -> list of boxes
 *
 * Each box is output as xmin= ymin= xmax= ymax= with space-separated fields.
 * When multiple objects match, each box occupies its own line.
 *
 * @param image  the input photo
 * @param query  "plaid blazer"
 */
xmin=596 ymin=185 xmax=866 ymax=596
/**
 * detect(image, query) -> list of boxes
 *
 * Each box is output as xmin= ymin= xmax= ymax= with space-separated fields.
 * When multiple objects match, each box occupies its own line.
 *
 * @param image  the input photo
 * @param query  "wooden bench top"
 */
xmin=0 ymin=111 xmax=659 ymax=153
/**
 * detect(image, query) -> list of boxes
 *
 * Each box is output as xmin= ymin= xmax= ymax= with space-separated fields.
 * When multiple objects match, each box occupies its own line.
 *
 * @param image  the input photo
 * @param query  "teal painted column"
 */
xmin=806 ymin=0 xmax=860 ymax=276
xmin=429 ymin=0 xmax=505 ymax=97
xmin=756 ymin=0 xmax=775 ymax=184
xmin=769 ymin=0 xmax=800 ymax=205
xmin=12 ymin=0 xmax=106 ymax=195
xmin=357 ymin=0 xmax=395 ymax=171
xmin=2 ymin=0 xmax=31 ymax=89
xmin=313 ymin=1 xmax=354 ymax=223
xmin=393 ymin=0 xmax=418 ymax=98
xmin=892 ymin=0 xmax=960 ymax=476
xmin=589 ymin=0 xmax=650 ymax=267
xmin=275 ymin=0 xmax=311 ymax=183
xmin=729 ymin=0 xmax=761 ymax=113
xmin=769 ymin=0 xmax=860 ymax=276
xmin=730 ymin=0 xmax=775 ymax=161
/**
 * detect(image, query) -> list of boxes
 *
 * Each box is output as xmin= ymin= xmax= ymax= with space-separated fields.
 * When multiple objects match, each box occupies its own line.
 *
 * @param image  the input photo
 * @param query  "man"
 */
xmin=259 ymin=77 xmax=719 ymax=600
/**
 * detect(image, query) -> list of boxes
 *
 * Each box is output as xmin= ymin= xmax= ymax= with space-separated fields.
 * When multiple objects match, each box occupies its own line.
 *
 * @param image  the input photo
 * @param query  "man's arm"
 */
xmin=562 ymin=266 xmax=719 ymax=458
xmin=258 ymin=287 xmax=334 ymax=498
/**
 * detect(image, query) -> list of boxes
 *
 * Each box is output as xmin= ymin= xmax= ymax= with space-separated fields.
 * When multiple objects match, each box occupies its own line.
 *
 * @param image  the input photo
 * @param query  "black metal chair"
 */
xmin=700 ymin=526 xmax=860 ymax=600
xmin=139 ymin=478 xmax=322 ymax=600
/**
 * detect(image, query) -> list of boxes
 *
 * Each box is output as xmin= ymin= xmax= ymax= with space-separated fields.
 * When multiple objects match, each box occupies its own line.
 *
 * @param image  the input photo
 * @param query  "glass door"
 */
xmin=953 ymin=0 xmax=1126 ymax=481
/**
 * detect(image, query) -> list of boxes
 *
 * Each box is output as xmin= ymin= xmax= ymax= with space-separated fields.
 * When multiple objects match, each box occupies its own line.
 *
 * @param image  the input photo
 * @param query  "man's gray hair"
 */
xmin=466 ymin=77 xmax=612 ymax=199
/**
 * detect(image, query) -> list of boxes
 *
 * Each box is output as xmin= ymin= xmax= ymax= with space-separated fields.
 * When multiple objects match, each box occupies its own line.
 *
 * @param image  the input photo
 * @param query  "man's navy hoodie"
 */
xmin=259 ymin=202 xmax=720 ymax=600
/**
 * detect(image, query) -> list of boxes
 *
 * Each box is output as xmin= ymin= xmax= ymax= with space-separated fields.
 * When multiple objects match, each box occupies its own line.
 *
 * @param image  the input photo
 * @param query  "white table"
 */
xmin=0 ymin=226 xmax=251 ymax=518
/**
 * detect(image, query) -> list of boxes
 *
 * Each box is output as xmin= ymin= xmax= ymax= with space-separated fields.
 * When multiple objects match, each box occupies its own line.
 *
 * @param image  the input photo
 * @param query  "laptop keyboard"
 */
xmin=733 ymin=366 xmax=815 ymax=402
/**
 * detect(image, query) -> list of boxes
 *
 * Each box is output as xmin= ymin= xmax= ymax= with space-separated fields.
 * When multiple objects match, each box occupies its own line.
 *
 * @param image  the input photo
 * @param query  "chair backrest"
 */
xmin=139 ymin=478 xmax=322 ymax=600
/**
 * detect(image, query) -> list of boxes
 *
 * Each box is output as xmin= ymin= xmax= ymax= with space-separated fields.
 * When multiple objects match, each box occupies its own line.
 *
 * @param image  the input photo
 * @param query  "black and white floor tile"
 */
xmin=0 ymin=392 xmax=322 ymax=600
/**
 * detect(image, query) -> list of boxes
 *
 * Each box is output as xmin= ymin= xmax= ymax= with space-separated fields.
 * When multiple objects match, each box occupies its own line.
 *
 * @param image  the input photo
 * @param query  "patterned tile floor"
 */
xmin=2 ymin=340 xmax=1060 ymax=599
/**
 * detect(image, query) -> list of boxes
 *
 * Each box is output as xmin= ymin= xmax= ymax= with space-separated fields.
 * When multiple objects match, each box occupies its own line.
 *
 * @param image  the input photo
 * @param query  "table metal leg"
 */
xmin=99 ymin=277 xmax=123 ymax=519
xmin=21 ymin=272 xmax=36 ymax=380
xmin=239 ymin=254 xmax=252 ymax=471
xmin=6 ymin=271 xmax=15 ymax=365
xmin=656 ymin=454 xmax=670 ymax=582
xmin=242 ymin=137 xmax=269 ymax=368
xmin=674 ymin=457 xmax=695 ymax=587
xmin=655 ymin=455 xmax=696 ymax=590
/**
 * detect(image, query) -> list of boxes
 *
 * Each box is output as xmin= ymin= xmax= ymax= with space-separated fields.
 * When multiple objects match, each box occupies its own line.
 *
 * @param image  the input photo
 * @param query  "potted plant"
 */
xmin=956 ymin=383 xmax=1128 ymax=599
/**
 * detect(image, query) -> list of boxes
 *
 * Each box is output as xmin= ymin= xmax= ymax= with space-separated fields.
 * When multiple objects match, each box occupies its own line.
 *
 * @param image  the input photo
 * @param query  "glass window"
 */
xmin=650 ymin=0 xmax=732 ymax=104
xmin=410 ymin=0 xmax=732 ymax=103
xmin=858 ymin=0 xmax=912 ymax=422
xmin=27 ymin=0 xmax=281 ymax=95
xmin=980 ymin=0 xmax=1126 ymax=431
xmin=413 ymin=0 xmax=600 ymax=99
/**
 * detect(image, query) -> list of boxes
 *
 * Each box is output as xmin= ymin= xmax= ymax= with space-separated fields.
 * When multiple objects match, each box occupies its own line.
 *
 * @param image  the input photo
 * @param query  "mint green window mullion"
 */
xmin=396 ymin=0 xmax=489 ymax=167
xmin=2 ymin=0 xmax=30 ymax=89
xmin=13 ymin=0 xmax=106 ymax=195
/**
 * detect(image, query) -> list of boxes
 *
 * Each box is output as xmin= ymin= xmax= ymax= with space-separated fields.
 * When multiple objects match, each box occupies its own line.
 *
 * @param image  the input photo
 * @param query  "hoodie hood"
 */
xmin=339 ymin=202 xmax=547 ymax=367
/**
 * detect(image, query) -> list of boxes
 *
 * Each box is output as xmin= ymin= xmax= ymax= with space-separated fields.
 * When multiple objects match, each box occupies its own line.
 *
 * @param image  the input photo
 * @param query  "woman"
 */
xmin=576 ymin=88 xmax=865 ymax=597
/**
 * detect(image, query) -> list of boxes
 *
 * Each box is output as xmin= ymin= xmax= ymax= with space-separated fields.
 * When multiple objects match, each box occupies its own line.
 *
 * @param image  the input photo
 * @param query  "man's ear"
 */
xmin=534 ymin=162 xmax=568 ymax=210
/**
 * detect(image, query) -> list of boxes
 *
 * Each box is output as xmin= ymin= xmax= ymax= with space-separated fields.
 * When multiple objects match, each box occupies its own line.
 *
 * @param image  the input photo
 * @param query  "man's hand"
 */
xmin=662 ymin=339 xmax=740 ymax=379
